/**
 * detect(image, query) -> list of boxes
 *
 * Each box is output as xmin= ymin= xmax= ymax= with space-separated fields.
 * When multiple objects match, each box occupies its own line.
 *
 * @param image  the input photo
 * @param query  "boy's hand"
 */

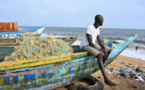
xmin=100 ymin=51 xmax=105 ymax=57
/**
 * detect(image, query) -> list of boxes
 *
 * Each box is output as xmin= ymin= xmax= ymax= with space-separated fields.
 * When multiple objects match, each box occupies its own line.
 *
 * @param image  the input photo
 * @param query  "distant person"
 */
xmin=80 ymin=15 xmax=116 ymax=86
xmin=136 ymin=46 xmax=138 ymax=51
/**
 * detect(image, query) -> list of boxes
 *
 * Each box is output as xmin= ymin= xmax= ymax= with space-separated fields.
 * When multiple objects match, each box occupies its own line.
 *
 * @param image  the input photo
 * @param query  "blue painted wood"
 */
xmin=0 ymin=25 xmax=46 ymax=38
xmin=0 ymin=34 xmax=138 ymax=90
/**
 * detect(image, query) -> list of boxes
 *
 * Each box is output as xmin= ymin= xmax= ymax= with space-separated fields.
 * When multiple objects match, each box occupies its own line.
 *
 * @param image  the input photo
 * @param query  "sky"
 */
xmin=0 ymin=0 xmax=145 ymax=29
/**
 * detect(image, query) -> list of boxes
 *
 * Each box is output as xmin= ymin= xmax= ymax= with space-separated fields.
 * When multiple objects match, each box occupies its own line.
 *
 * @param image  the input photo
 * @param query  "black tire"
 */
xmin=66 ymin=75 xmax=104 ymax=90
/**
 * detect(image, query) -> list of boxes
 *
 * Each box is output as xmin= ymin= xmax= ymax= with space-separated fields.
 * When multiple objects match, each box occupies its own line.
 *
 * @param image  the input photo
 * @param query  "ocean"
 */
xmin=20 ymin=26 xmax=145 ymax=60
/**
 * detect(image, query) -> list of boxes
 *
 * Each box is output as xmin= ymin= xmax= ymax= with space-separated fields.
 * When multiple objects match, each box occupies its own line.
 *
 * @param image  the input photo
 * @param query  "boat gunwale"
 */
xmin=0 ymin=25 xmax=44 ymax=34
xmin=0 ymin=52 xmax=89 ymax=71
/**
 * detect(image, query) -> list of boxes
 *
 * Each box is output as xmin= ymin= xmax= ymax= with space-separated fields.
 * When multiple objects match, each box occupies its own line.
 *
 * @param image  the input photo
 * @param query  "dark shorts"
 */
xmin=82 ymin=45 xmax=111 ymax=56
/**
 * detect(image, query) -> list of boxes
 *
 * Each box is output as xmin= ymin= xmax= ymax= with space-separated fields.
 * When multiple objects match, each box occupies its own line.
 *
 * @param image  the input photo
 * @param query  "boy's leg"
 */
xmin=96 ymin=53 xmax=116 ymax=86
xmin=103 ymin=49 xmax=112 ymax=64
xmin=102 ymin=46 xmax=112 ymax=64
xmin=83 ymin=45 xmax=116 ymax=86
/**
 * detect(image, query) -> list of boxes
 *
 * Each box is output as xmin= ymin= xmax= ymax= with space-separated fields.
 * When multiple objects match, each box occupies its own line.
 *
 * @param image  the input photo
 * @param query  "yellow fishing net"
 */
xmin=4 ymin=36 xmax=73 ymax=61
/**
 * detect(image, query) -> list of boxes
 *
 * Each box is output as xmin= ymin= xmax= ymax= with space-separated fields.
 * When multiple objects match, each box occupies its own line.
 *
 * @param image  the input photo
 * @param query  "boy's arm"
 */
xmin=97 ymin=35 xmax=105 ymax=48
xmin=97 ymin=35 xmax=107 ymax=55
xmin=87 ymin=34 xmax=104 ymax=56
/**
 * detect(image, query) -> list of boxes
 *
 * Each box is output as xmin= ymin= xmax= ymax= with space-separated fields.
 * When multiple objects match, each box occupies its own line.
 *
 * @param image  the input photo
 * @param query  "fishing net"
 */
xmin=4 ymin=36 xmax=73 ymax=61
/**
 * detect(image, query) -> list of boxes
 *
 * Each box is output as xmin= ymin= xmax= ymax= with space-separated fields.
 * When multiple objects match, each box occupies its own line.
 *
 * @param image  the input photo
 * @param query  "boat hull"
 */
xmin=0 ymin=56 xmax=98 ymax=90
xmin=0 ymin=25 xmax=46 ymax=39
xmin=0 ymin=34 xmax=138 ymax=89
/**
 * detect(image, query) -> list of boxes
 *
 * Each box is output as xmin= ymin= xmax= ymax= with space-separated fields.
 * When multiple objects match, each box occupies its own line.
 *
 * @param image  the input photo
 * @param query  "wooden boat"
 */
xmin=0 ymin=34 xmax=81 ymax=60
xmin=0 ymin=25 xmax=46 ymax=60
xmin=0 ymin=34 xmax=138 ymax=90
xmin=0 ymin=25 xmax=46 ymax=39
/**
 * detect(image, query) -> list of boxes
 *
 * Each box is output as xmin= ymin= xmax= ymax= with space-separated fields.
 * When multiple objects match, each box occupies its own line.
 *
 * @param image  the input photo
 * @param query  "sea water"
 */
xmin=20 ymin=26 xmax=145 ymax=60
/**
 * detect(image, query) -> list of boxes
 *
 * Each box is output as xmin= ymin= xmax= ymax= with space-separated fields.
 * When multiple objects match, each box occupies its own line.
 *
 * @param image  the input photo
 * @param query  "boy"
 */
xmin=80 ymin=15 xmax=116 ymax=86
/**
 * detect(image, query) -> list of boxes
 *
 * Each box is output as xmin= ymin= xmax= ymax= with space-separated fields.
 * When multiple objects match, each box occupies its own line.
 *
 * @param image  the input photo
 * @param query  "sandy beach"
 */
xmin=55 ymin=55 xmax=145 ymax=90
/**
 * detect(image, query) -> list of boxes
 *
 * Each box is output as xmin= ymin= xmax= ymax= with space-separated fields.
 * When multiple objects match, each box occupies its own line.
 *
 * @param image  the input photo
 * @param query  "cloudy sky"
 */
xmin=0 ymin=0 xmax=145 ymax=29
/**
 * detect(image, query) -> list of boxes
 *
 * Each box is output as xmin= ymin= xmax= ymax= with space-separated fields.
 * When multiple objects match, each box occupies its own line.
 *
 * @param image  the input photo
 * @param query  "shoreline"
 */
xmin=120 ymin=55 xmax=145 ymax=61
xmin=55 ymin=55 xmax=145 ymax=90
xmin=120 ymin=48 xmax=145 ymax=61
xmin=116 ymin=55 xmax=145 ymax=66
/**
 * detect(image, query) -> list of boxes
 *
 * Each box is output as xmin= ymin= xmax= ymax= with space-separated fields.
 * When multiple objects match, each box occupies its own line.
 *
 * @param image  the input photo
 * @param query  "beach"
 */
xmin=55 ymin=55 xmax=145 ymax=90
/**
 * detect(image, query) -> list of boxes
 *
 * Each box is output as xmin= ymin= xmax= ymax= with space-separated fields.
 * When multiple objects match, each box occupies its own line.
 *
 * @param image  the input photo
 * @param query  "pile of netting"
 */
xmin=4 ymin=36 xmax=73 ymax=61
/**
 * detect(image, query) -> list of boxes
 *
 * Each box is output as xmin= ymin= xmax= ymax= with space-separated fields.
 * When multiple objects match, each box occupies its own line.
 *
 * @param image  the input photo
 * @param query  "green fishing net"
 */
xmin=4 ymin=36 xmax=72 ymax=61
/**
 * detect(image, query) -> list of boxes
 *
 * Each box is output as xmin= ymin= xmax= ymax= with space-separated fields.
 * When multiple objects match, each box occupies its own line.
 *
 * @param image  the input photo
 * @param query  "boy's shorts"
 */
xmin=82 ymin=44 xmax=111 ymax=56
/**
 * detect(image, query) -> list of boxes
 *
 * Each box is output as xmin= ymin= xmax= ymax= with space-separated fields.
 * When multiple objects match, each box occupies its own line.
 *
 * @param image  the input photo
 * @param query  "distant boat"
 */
xmin=0 ymin=25 xmax=46 ymax=38
xmin=0 ymin=34 xmax=138 ymax=90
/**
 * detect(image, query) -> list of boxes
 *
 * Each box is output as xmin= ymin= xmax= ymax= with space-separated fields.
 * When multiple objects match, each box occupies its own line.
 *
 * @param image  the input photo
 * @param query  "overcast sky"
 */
xmin=0 ymin=0 xmax=145 ymax=29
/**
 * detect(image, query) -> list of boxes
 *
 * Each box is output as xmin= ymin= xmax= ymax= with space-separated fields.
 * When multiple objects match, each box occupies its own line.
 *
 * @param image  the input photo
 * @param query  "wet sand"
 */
xmin=55 ymin=55 xmax=145 ymax=90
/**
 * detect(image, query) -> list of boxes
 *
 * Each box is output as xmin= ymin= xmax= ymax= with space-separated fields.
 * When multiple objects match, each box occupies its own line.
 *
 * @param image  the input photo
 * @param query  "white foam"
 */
xmin=41 ymin=34 xmax=68 ymax=38
xmin=18 ymin=28 xmax=22 ymax=30
xmin=41 ymin=33 xmax=49 ymax=37
xmin=120 ymin=48 xmax=145 ymax=61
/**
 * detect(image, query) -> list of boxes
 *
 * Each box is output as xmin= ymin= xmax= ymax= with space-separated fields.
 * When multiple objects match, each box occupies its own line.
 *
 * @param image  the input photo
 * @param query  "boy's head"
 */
xmin=95 ymin=15 xmax=103 ymax=26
